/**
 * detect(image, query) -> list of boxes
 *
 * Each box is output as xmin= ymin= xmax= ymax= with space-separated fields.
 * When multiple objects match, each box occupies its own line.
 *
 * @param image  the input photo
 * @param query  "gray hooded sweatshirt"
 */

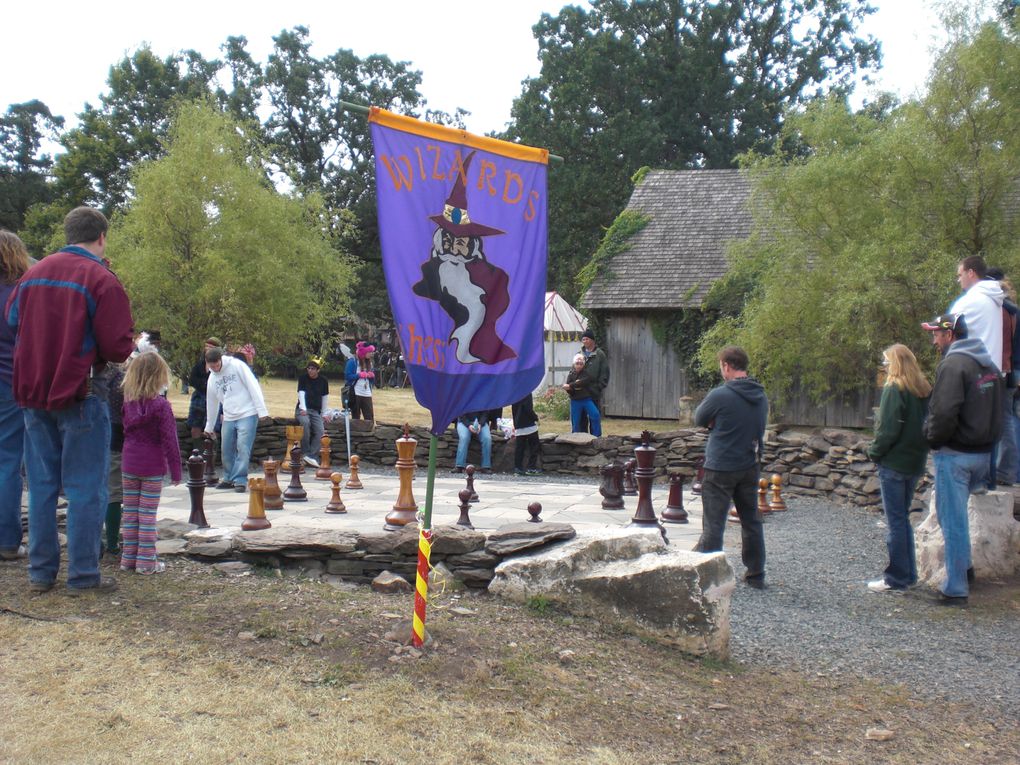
xmin=925 ymin=337 xmax=1002 ymax=452
xmin=695 ymin=377 xmax=769 ymax=471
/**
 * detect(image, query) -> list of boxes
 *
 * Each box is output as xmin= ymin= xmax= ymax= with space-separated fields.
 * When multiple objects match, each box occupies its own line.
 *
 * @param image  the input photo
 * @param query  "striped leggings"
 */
xmin=120 ymin=473 xmax=163 ymax=574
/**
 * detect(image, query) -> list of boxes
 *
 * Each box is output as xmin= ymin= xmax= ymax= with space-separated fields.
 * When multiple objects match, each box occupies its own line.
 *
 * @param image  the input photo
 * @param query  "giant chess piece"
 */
xmin=622 ymin=458 xmax=638 ymax=496
xmin=599 ymin=462 xmax=625 ymax=510
xmin=384 ymin=424 xmax=418 ymax=530
xmin=769 ymin=473 xmax=787 ymax=512
xmin=661 ymin=471 xmax=689 ymax=524
xmin=465 ymin=464 xmax=479 ymax=503
xmin=315 ymin=435 xmax=333 ymax=480
xmin=346 ymin=454 xmax=364 ymax=489
xmin=629 ymin=431 xmax=662 ymax=531
xmin=242 ymin=477 xmax=271 ymax=530
xmin=262 ymin=456 xmax=284 ymax=511
xmin=325 ymin=472 xmax=347 ymax=514
xmin=456 ymin=488 xmax=474 ymax=529
xmin=691 ymin=457 xmax=705 ymax=495
xmin=527 ymin=502 xmax=543 ymax=523
xmin=758 ymin=477 xmax=771 ymax=515
xmin=283 ymin=442 xmax=308 ymax=502
xmin=203 ymin=437 xmax=217 ymax=487
xmin=186 ymin=449 xmax=209 ymax=528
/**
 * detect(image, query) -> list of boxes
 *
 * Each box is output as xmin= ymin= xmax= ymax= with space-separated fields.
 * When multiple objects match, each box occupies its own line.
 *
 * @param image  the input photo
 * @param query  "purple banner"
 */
xmin=370 ymin=110 xmax=548 ymax=435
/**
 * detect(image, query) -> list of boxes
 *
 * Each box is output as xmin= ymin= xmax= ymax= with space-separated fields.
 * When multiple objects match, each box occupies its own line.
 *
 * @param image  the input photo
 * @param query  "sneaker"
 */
xmin=29 ymin=579 xmax=54 ymax=593
xmin=745 ymin=577 xmax=766 ymax=590
xmin=525 ymin=468 xmax=543 ymax=476
xmin=138 ymin=561 xmax=166 ymax=575
xmin=936 ymin=592 xmax=968 ymax=607
xmin=0 ymin=544 xmax=27 ymax=561
xmin=303 ymin=455 xmax=320 ymax=468
xmin=513 ymin=468 xmax=526 ymax=476
xmin=67 ymin=576 xmax=118 ymax=596
xmin=967 ymin=567 xmax=975 ymax=584
xmin=215 ymin=481 xmax=234 ymax=490
xmin=451 ymin=466 xmax=465 ymax=474
xmin=234 ymin=483 xmax=247 ymax=493
xmin=867 ymin=579 xmax=893 ymax=593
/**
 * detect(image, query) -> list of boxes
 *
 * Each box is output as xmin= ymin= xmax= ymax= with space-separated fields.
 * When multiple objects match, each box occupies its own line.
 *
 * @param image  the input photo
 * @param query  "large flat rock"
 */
xmin=234 ymin=528 xmax=359 ymax=554
xmin=484 ymin=522 xmax=576 ymax=556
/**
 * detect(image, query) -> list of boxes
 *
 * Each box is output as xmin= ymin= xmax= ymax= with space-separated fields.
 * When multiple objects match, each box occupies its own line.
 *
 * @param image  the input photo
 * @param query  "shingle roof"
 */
xmin=580 ymin=169 xmax=755 ymax=311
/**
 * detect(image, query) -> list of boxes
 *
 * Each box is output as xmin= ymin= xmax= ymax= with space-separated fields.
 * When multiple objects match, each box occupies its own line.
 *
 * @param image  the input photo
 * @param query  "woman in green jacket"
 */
xmin=866 ymin=344 xmax=932 ymax=592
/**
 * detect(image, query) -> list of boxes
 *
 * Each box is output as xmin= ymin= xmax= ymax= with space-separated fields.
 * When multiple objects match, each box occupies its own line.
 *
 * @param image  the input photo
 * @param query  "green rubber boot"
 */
xmin=105 ymin=502 xmax=123 ymax=555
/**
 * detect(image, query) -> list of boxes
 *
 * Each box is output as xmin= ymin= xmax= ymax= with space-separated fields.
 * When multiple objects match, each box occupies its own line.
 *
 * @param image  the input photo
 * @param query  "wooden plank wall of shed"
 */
xmin=773 ymin=387 xmax=877 ymax=429
xmin=603 ymin=315 xmax=688 ymax=419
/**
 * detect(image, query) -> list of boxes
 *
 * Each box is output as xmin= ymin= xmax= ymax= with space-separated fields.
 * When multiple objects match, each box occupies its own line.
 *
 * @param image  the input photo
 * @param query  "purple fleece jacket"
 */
xmin=122 ymin=396 xmax=182 ymax=482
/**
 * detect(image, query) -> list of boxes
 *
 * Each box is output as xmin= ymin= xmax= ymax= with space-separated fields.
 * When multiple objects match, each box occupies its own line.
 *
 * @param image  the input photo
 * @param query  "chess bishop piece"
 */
xmin=203 ymin=437 xmax=217 ymax=487
xmin=315 ymin=435 xmax=334 ymax=480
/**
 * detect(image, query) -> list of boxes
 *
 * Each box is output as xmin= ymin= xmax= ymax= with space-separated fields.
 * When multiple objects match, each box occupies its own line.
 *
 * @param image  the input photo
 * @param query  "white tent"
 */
xmin=536 ymin=291 xmax=588 ymax=393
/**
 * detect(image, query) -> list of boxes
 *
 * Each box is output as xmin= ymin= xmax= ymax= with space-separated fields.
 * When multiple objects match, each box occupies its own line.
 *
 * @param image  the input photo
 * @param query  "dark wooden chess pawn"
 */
xmin=384 ymin=425 xmax=418 ymax=530
xmin=283 ymin=442 xmax=307 ymax=502
xmin=456 ymin=488 xmax=474 ymax=529
xmin=629 ymin=431 xmax=661 ymax=529
xmin=242 ymin=478 xmax=271 ymax=530
xmin=315 ymin=435 xmax=333 ymax=480
xmin=691 ymin=457 xmax=705 ymax=495
xmin=622 ymin=458 xmax=638 ymax=496
xmin=203 ymin=437 xmax=217 ymax=487
xmin=527 ymin=502 xmax=543 ymax=523
xmin=769 ymin=473 xmax=787 ymax=512
xmin=599 ymin=462 xmax=625 ymax=510
xmin=661 ymin=471 xmax=689 ymax=524
xmin=262 ymin=456 xmax=284 ymax=511
xmin=346 ymin=454 xmax=364 ymax=489
xmin=325 ymin=472 xmax=347 ymax=514
xmin=186 ymin=449 xmax=209 ymax=528
xmin=758 ymin=477 xmax=771 ymax=515
xmin=465 ymin=464 xmax=479 ymax=503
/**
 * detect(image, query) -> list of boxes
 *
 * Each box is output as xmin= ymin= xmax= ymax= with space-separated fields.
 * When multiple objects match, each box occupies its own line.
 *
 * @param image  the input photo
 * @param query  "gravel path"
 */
xmin=724 ymin=498 xmax=1019 ymax=719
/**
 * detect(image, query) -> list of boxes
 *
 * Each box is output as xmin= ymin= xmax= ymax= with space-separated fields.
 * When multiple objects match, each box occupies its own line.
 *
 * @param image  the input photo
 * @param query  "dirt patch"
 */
xmin=1 ymin=555 xmax=1016 ymax=764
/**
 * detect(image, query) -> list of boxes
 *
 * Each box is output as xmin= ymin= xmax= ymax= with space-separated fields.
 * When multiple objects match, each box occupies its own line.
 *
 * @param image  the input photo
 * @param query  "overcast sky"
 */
xmin=2 ymin=1 xmax=953 ymax=138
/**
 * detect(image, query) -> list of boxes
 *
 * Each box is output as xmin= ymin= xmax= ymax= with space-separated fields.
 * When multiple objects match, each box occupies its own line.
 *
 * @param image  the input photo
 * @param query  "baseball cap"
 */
xmin=921 ymin=313 xmax=965 ymax=333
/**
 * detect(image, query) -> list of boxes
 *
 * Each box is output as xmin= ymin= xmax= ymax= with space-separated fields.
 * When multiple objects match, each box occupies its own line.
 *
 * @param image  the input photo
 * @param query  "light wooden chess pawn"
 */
xmin=325 ymin=472 xmax=347 ymax=514
xmin=769 ymin=473 xmax=787 ymax=512
xmin=758 ymin=477 xmax=771 ymax=515
xmin=346 ymin=454 xmax=364 ymax=489
xmin=315 ymin=435 xmax=333 ymax=480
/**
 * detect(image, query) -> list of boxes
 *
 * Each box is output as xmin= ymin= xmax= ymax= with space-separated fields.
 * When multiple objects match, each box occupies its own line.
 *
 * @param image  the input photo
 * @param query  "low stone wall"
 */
xmin=175 ymin=418 xmax=905 ymax=509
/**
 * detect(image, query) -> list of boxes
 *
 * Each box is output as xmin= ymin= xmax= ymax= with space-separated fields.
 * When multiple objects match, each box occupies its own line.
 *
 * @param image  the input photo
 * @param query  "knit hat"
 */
xmin=356 ymin=341 xmax=375 ymax=359
xmin=581 ymin=329 xmax=595 ymax=341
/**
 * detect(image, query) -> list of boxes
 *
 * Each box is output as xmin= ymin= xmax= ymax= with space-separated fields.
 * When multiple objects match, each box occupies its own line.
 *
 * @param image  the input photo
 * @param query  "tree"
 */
xmin=111 ymin=101 xmax=356 ymax=379
xmin=0 ymin=100 xmax=64 ymax=232
xmin=698 ymin=19 xmax=1020 ymax=401
xmin=504 ymin=0 xmax=881 ymax=302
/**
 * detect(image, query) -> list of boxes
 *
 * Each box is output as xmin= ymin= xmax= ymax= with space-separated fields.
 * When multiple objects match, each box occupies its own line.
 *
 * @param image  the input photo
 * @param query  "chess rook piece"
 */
xmin=456 ymin=488 xmax=474 ymax=529
xmin=527 ymin=502 xmax=543 ymax=523
xmin=769 ymin=473 xmax=787 ymax=512
xmin=242 ymin=478 xmax=271 ymax=530
xmin=661 ymin=471 xmax=689 ymax=524
xmin=262 ymin=456 xmax=284 ymax=511
xmin=315 ymin=434 xmax=333 ymax=480
xmin=629 ymin=431 xmax=661 ymax=529
xmin=203 ymin=437 xmax=217 ymax=487
xmin=622 ymin=458 xmax=638 ymax=496
xmin=325 ymin=472 xmax=347 ymax=514
xmin=346 ymin=454 xmax=364 ymax=490
xmin=758 ymin=477 xmax=771 ymax=515
xmin=283 ymin=442 xmax=308 ymax=502
xmin=465 ymin=465 xmax=479 ymax=503
xmin=186 ymin=449 xmax=209 ymax=528
xmin=599 ymin=462 xmax=625 ymax=510
xmin=384 ymin=424 xmax=418 ymax=530
xmin=691 ymin=457 xmax=705 ymax=495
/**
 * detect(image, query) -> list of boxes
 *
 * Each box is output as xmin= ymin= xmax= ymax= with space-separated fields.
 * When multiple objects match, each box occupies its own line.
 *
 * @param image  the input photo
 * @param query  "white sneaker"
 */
xmin=303 ymin=455 xmax=320 ymax=468
xmin=867 ymin=579 xmax=893 ymax=593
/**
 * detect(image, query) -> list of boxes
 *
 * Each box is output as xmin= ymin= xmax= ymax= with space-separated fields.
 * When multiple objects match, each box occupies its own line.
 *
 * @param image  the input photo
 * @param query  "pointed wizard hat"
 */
xmin=429 ymin=151 xmax=505 ymax=238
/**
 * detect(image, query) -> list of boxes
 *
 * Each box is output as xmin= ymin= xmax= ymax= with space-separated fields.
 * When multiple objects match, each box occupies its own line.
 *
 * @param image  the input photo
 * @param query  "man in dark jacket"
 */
xmin=5 ymin=207 xmax=134 ymax=595
xmin=922 ymin=313 xmax=1002 ymax=604
xmin=692 ymin=346 xmax=769 ymax=589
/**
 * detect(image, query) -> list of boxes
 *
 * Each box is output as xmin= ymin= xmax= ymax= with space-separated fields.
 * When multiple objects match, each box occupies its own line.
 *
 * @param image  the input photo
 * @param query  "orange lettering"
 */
xmin=477 ymin=160 xmax=498 ymax=196
xmin=524 ymin=190 xmax=539 ymax=221
xmin=428 ymin=145 xmax=445 ymax=180
xmin=448 ymin=150 xmax=467 ymax=187
xmin=502 ymin=170 xmax=524 ymax=204
xmin=414 ymin=146 xmax=426 ymax=180
xmin=380 ymin=154 xmax=415 ymax=191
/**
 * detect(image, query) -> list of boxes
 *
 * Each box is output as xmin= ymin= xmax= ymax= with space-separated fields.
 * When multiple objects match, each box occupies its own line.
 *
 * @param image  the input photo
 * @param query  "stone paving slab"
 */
xmin=156 ymin=469 xmax=706 ymax=549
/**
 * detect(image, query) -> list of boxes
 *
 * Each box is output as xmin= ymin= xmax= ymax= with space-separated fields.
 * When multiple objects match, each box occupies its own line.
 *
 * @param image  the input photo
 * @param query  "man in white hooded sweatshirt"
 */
xmin=950 ymin=255 xmax=1006 ymax=486
xmin=202 ymin=347 xmax=269 ymax=492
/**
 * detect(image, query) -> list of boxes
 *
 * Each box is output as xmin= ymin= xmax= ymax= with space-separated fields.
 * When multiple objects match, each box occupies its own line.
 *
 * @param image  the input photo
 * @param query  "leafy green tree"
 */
xmin=699 ymin=19 xmax=1020 ymax=401
xmin=505 ymin=0 xmax=880 ymax=302
xmin=0 ymin=100 xmax=64 ymax=233
xmin=111 ymin=101 xmax=355 ymax=378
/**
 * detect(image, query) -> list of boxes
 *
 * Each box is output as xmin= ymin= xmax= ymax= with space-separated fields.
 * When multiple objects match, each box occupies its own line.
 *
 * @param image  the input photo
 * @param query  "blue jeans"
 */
xmin=296 ymin=406 xmax=324 ymax=458
xmin=24 ymin=396 xmax=111 ymax=588
xmin=221 ymin=415 xmax=258 ymax=486
xmin=932 ymin=449 xmax=989 ymax=597
xmin=456 ymin=421 xmax=491 ymax=468
xmin=995 ymin=388 xmax=1017 ymax=484
xmin=877 ymin=465 xmax=919 ymax=589
xmin=0 ymin=380 xmax=25 ymax=553
xmin=569 ymin=397 xmax=602 ymax=436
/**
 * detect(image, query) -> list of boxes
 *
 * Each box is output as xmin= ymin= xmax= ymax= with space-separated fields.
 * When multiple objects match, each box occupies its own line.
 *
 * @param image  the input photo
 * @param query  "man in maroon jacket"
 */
xmin=5 ymin=207 xmax=134 ymax=594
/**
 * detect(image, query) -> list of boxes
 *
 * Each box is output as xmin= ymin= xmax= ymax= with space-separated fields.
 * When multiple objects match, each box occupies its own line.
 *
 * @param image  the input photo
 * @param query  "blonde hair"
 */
xmin=883 ymin=344 xmax=932 ymax=399
xmin=0 ymin=230 xmax=30 ymax=284
xmin=122 ymin=352 xmax=171 ymax=402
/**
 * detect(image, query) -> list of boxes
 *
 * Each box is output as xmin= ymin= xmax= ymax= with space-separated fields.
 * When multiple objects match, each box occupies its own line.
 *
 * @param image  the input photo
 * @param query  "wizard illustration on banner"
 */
xmin=412 ymin=151 xmax=517 ymax=366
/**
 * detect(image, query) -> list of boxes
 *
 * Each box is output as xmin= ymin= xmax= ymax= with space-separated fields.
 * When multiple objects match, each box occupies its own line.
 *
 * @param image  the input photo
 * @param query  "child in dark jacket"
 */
xmin=120 ymin=352 xmax=181 ymax=575
xmin=563 ymin=353 xmax=602 ymax=436
xmin=511 ymin=393 xmax=542 ymax=475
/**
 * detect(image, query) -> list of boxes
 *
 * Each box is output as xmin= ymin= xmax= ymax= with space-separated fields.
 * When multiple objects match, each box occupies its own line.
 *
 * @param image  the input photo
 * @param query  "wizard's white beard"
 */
xmin=435 ymin=250 xmax=485 ymax=364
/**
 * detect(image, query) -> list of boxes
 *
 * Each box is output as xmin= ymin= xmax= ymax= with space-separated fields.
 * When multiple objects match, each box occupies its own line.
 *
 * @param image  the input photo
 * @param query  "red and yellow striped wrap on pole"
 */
xmin=411 ymin=527 xmax=433 ymax=647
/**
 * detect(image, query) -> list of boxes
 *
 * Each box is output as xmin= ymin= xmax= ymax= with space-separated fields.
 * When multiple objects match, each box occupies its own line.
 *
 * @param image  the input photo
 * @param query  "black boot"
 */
xmin=105 ymin=502 xmax=122 ymax=555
